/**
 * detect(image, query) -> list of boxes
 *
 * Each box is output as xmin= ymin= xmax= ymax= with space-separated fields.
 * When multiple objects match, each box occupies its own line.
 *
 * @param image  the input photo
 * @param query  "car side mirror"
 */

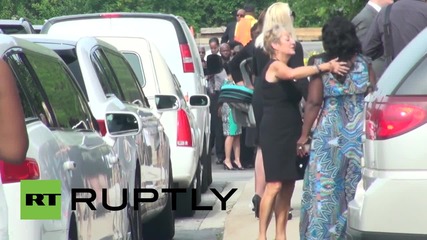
xmin=188 ymin=94 xmax=210 ymax=109
xmin=105 ymin=111 xmax=142 ymax=137
xmin=154 ymin=94 xmax=180 ymax=112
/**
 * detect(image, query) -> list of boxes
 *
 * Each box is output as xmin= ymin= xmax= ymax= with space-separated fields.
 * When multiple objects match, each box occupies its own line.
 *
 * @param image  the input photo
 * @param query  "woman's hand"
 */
xmin=327 ymin=58 xmax=350 ymax=76
xmin=297 ymin=136 xmax=310 ymax=157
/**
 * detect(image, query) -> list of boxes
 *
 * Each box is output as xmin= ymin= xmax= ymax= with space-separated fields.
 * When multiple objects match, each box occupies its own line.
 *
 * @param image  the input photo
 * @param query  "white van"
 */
xmin=41 ymin=12 xmax=211 ymax=170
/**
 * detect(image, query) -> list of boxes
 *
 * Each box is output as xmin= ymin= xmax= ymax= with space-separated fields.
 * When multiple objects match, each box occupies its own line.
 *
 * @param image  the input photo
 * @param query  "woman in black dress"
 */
xmin=251 ymin=2 xmax=309 ymax=219
xmin=258 ymin=24 xmax=348 ymax=240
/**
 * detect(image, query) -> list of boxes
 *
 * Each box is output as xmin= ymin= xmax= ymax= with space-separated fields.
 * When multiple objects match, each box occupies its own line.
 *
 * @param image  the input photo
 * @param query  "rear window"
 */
xmin=122 ymin=52 xmax=146 ymax=87
xmin=394 ymin=55 xmax=427 ymax=95
xmin=0 ymin=25 xmax=27 ymax=34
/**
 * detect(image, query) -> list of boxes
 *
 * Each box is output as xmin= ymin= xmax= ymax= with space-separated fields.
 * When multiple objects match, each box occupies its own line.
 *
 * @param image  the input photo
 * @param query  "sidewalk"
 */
xmin=223 ymin=178 xmax=304 ymax=240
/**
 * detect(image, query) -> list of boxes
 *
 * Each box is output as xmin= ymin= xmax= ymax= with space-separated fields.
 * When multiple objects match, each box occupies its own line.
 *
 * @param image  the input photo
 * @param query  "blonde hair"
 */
xmin=255 ymin=2 xmax=296 ymax=48
xmin=263 ymin=24 xmax=288 ymax=58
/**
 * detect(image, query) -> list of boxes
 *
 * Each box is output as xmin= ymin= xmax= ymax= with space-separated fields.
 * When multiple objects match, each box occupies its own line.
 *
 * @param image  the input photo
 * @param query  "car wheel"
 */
xmin=142 ymin=159 xmax=175 ymax=240
xmin=129 ymin=162 xmax=143 ymax=240
xmin=176 ymin=174 xmax=196 ymax=217
xmin=201 ymin=137 xmax=212 ymax=193
xmin=68 ymin=213 xmax=78 ymax=240
xmin=196 ymin=161 xmax=202 ymax=205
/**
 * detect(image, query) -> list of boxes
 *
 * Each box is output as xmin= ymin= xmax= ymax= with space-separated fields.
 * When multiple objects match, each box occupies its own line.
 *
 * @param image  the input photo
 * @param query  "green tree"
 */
xmin=0 ymin=0 xmax=365 ymax=28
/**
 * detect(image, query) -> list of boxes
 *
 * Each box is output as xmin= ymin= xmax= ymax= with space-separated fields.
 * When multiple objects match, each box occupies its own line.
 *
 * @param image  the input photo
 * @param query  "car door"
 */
xmin=90 ymin=45 xmax=166 ymax=207
xmin=20 ymin=50 xmax=128 ymax=240
xmin=3 ymin=48 xmax=72 ymax=240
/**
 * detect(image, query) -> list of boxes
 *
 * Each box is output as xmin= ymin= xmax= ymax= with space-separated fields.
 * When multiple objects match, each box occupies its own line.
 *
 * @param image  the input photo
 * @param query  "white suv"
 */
xmin=0 ymin=35 xmax=138 ymax=240
xmin=97 ymin=36 xmax=211 ymax=217
xmin=14 ymin=34 xmax=177 ymax=239
xmin=347 ymin=28 xmax=427 ymax=239
xmin=41 ymin=13 xmax=211 ymax=172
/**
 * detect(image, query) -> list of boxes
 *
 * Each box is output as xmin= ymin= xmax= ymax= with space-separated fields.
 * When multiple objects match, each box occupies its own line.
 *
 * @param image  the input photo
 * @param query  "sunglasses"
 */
xmin=236 ymin=14 xmax=245 ymax=17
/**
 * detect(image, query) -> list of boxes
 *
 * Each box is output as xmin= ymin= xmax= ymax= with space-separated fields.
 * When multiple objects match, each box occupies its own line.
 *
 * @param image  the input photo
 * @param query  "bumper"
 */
xmin=170 ymin=146 xmax=198 ymax=188
xmin=347 ymin=227 xmax=427 ymax=240
xmin=348 ymin=176 xmax=427 ymax=237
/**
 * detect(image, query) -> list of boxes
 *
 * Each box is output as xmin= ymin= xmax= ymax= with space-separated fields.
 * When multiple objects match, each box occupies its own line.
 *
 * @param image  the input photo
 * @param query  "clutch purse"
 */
xmin=296 ymin=138 xmax=311 ymax=179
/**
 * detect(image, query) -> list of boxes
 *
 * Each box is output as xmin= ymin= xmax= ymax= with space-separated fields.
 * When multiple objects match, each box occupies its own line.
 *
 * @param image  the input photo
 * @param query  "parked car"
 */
xmin=97 ymin=36 xmax=211 ymax=216
xmin=41 ymin=13 xmax=212 ymax=183
xmin=0 ymin=18 xmax=36 ymax=34
xmin=14 ymin=34 xmax=176 ymax=239
xmin=33 ymin=25 xmax=43 ymax=33
xmin=347 ymin=28 xmax=427 ymax=239
xmin=0 ymin=34 xmax=138 ymax=240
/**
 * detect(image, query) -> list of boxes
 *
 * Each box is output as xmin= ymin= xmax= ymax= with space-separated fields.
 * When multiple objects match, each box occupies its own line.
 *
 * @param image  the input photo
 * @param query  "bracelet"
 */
xmin=314 ymin=64 xmax=321 ymax=73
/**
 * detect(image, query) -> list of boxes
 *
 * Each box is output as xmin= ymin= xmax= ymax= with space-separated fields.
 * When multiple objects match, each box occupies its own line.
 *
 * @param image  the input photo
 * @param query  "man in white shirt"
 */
xmin=352 ymin=0 xmax=393 ymax=79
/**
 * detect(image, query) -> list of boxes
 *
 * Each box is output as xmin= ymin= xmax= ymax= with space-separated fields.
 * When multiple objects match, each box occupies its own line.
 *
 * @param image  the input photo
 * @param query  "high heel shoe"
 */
xmin=223 ymin=162 xmax=234 ymax=170
xmin=252 ymin=194 xmax=261 ymax=218
xmin=233 ymin=161 xmax=245 ymax=170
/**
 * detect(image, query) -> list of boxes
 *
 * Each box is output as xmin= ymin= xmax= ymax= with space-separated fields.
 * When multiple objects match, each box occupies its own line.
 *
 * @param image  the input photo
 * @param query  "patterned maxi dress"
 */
xmin=300 ymin=54 xmax=370 ymax=240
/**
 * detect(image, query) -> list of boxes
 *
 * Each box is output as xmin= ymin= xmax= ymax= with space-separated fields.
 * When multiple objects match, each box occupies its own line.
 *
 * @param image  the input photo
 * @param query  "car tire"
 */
xmin=201 ymin=137 xmax=212 ymax=193
xmin=129 ymin=162 xmax=143 ymax=240
xmin=142 ymin=159 xmax=175 ymax=240
xmin=68 ymin=213 xmax=78 ymax=240
xmin=176 ymin=173 xmax=197 ymax=217
xmin=196 ymin=161 xmax=202 ymax=205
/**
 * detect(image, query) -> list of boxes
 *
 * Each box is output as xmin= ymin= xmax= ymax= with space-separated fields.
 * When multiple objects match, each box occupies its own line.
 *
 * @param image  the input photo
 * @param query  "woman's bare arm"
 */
xmin=0 ymin=59 xmax=29 ymax=163
xmin=266 ymin=58 xmax=349 ymax=82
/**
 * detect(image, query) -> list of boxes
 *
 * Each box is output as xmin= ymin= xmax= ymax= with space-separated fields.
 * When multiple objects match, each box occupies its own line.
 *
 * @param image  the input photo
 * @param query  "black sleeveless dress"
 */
xmin=259 ymin=60 xmax=303 ymax=182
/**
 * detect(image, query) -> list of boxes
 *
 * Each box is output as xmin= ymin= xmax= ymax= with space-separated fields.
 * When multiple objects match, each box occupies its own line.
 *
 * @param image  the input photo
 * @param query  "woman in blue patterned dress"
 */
xmin=297 ymin=17 xmax=376 ymax=240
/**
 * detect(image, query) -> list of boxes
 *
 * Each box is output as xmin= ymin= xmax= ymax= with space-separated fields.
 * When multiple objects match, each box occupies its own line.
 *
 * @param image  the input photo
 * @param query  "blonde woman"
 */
xmin=251 ymin=2 xmax=308 ymax=219
xmin=258 ymin=24 xmax=348 ymax=240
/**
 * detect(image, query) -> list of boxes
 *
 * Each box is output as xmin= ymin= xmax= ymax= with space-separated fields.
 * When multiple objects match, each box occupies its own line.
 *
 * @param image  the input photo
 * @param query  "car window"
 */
xmin=5 ymin=52 xmax=54 ymax=127
xmin=0 ymin=25 xmax=27 ymax=34
xmin=91 ymin=49 xmax=124 ymax=100
xmin=25 ymin=52 xmax=94 ymax=130
xmin=103 ymin=49 xmax=143 ymax=102
xmin=122 ymin=52 xmax=146 ymax=87
xmin=395 ymin=55 xmax=427 ymax=95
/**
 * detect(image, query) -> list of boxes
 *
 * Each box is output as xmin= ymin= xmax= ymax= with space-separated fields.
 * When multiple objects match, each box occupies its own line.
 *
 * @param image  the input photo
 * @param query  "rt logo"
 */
xmin=20 ymin=180 xmax=61 ymax=220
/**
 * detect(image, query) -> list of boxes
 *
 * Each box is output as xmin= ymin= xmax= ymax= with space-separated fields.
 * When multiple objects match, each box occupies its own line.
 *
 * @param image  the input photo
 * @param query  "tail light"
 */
xmin=0 ymin=158 xmax=40 ymax=184
xmin=366 ymin=98 xmax=427 ymax=140
xmin=177 ymin=109 xmax=193 ymax=147
xmin=97 ymin=119 xmax=107 ymax=136
xmin=101 ymin=13 xmax=121 ymax=18
xmin=179 ymin=44 xmax=195 ymax=73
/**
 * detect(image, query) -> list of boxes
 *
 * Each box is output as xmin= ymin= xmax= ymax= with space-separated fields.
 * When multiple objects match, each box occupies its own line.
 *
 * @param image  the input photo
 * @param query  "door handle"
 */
xmin=63 ymin=161 xmax=76 ymax=171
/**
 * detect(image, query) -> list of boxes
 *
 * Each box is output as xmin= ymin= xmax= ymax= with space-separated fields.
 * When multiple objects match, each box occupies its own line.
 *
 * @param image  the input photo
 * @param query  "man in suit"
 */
xmin=221 ymin=9 xmax=245 ymax=44
xmin=352 ymin=0 xmax=393 ymax=80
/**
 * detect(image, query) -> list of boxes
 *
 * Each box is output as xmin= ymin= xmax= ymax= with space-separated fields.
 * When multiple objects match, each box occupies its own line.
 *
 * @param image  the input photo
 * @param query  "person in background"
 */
xmin=0 ymin=59 xmax=30 ymax=240
xmin=231 ymin=42 xmax=244 ymax=58
xmin=363 ymin=0 xmax=427 ymax=79
xmin=234 ymin=4 xmax=258 ymax=46
xmin=298 ymin=16 xmax=375 ymax=240
xmin=258 ymin=23 xmax=348 ymax=240
xmin=207 ymin=55 xmax=226 ymax=165
xmin=221 ymin=9 xmax=246 ymax=44
xmin=352 ymin=0 xmax=394 ymax=80
xmin=204 ymin=37 xmax=221 ymax=61
xmin=198 ymin=46 xmax=208 ymax=75
xmin=220 ymin=43 xmax=232 ymax=72
xmin=226 ymin=12 xmax=266 ymax=171
xmin=251 ymin=2 xmax=309 ymax=220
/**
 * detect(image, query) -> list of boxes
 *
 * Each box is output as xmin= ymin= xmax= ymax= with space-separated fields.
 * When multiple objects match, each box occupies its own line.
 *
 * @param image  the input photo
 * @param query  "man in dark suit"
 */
xmin=352 ymin=0 xmax=393 ymax=80
xmin=221 ymin=9 xmax=245 ymax=44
